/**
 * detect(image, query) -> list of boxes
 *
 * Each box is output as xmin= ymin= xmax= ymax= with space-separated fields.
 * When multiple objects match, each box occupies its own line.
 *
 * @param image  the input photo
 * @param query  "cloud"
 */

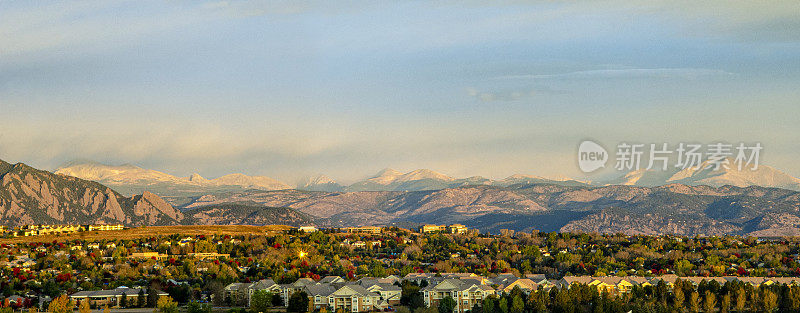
xmin=466 ymin=86 xmax=563 ymax=102
xmin=494 ymin=68 xmax=736 ymax=81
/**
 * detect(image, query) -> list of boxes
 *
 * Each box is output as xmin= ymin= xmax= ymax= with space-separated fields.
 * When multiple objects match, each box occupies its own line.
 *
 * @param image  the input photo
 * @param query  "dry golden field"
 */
xmin=0 ymin=225 xmax=293 ymax=243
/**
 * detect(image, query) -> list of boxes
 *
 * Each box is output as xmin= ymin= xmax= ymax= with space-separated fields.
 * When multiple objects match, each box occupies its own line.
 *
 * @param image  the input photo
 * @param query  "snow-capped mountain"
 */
xmin=298 ymin=175 xmax=344 ymax=192
xmin=54 ymin=161 xmax=291 ymax=196
xmin=602 ymin=158 xmax=800 ymax=190
xmin=345 ymin=169 xmax=584 ymax=191
xmin=494 ymin=174 xmax=589 ymax=187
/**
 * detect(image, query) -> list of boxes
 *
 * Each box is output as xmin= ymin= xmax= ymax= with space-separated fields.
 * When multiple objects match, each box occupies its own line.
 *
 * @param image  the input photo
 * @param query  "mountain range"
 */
xmin=56 ymin=160 xmax=800 ymax=198
xmin=5 ymin=158 xmax=800 ymax=236
xmin=54 ymin=161 xmax=292 ymax=197
xmin=0 ymin=159 xmax=310 ymax=227
xmin=176 ymin=183 xmax=800 ymax=236
xmin=604 ymin=158 xmax=800 ymax=191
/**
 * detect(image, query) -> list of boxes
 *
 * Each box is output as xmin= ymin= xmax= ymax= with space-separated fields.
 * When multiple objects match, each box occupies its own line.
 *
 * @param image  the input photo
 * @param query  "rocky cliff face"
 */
xmin=0 ymin=160 xmax=184 ymax=226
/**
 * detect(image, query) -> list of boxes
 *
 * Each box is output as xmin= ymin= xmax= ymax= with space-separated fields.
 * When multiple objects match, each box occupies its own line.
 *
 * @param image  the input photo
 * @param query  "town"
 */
xmin=1 ymin=224 xmax=800 ymax=312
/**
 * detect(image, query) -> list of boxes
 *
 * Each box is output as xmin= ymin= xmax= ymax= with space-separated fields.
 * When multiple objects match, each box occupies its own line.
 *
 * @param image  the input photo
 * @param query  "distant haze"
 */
xmin=1 ymin=1 xmax=799 ymax=183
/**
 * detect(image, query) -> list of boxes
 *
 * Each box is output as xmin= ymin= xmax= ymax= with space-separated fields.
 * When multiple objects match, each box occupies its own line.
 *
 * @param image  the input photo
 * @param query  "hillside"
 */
xmin=0 ymin=159 xmax=184 ymax=226
xmin=180 ymin=183 xmax=800 ymax=236
xmin=183 ymin=203 xmax=314 ymax=226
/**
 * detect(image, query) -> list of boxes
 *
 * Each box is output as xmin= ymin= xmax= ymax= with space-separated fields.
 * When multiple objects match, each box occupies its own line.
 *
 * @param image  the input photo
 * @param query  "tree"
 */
xmin=734 ymin=288 xmax=746 ymax=312
xmin=720 ymin=293 xmax=731 ymax=313
xmin=438 ymin=296 xmax=456 ymax=313
xmin=48 ymin=295 xmax=73 ymax=313
xmin=703 ymin=291 xmax=716 ymax=313
xmin=762 ymin=289 xmax=778 ymax=312
xmin=79 ymin=301 xmax=91 ymax=313
xmin=511 ymin=295 xmax=524 ymax=313
xmin=138 ymin=289 xmax=147 ymax=308
xmin=483 ymin=297 xmax=496 ymax=313
xmin=187 ymin=301 xmax=212 ymax=313
xmin=674 ymin=286 xmax=685 ymax=310
xmin=121 ymin=293 xmax=128 ymax=308
xmin=287 ymin=291 xmax=308 ymax=313
xmin=271 ymin=293 xmax=284 ymax=307
xmin=498 ymin=297 xmax=508 ymax=313
xmin=250 ymin=290 xmax=272 ymax=313
xmin=155 ymin=296 xmax=178 ymax=313
xmin=689 ymin=291 xmax=700 ymax=313
xmin=148 ymin=281 xmax=163 ymax=308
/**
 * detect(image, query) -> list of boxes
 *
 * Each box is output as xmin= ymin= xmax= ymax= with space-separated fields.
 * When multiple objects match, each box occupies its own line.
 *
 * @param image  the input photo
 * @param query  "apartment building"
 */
xmin=422 ymin=279 xmax=496 ymax=313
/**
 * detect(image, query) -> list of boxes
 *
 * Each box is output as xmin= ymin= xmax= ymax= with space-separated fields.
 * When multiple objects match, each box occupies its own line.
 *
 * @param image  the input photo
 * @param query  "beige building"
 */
xmin=448 ymin=224 xmax=468 ymax=234
xmin=422 ymin=279 xmax=495 ymax=313
xmin=421 ymin=225 xmax=446 ymax=233
xmin=345 ymin=226 xmax=382 ymax=234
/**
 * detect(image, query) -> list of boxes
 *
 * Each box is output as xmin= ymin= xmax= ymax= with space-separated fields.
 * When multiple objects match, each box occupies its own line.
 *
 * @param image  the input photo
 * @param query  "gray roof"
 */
xmin=304 ymin=283 xmax=337 ymax=297
xmin=70 ymin=287 xmax=164 ymax=298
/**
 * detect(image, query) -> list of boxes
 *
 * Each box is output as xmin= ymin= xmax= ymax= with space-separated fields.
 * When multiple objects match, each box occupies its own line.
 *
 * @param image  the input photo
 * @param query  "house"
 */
xmin=224 ymin=283 xmax=251 ymax=305
xmin=422 ymin=279 xmax=495 ymax=313
xmin=499 ymin=279 xmax=539 ymax=295
xmin=304 ymin=283 xmax=337 ymax=310
xmin=129 ymin=252 xmax=168 ymax=260
xmin=69 ymin=287 xmax=165 ymax=308
xmin=326 ymin=285 xmax=382 ymax=313
xmin=320 ymin=276 xmax=346 ymax=284
xmin=448 ymin=224 xmax=468 ymax=234
xmin=248 ymin=279 xmax=282 ymax=306
xmin=299 ymin=226 xmax=318 ymax=233
xmin=281 ymin=278 xmax=317 ymax=305
xmin=86 ymin=224 xmax=124 ymax=231
xmin=344 ymin=226 xmax=382 ymax=234
xmin=421 ymin=225 xmax=446 ymax=233
xmin=363 ymin=283 xmax=402 ymax=306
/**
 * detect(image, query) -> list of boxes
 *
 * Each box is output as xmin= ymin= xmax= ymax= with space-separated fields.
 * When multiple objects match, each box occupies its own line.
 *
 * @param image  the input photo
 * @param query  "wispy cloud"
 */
xmin=466 ymin=86 xmax=564 ymax=102
xmin=494 ymin=68 xmax=736 ymax=81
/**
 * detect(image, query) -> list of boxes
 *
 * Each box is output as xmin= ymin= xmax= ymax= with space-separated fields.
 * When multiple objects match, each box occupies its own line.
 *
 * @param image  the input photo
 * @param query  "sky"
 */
xmin=1 ymin=0 xmax=799 ymax=185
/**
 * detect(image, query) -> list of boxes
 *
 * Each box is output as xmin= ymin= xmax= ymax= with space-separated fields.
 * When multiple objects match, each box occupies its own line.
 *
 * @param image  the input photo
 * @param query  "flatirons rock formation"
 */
xmin=0 ymin=159 xmax=184 ymax=226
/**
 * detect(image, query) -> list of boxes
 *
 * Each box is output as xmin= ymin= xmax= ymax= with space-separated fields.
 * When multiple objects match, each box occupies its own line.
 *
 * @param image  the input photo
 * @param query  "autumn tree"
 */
xmin=703 ymin=291 xmax=716 ymax=313
xmin=47 ymin=295 xmax=73 ymax=313
xmin=155 ymin=296 xmax=178 ymax=313
xmin=79 ymin=301 xmax=90 ymax=313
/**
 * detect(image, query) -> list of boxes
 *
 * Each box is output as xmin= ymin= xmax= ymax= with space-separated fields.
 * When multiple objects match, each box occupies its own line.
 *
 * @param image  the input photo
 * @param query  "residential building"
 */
xmin=421 ymin=225 xmax=446 ymax=233
xmin=69 ymin=287 xmax=165 ymax=308
xmin=422 ymin=279 xmax=495 ymax=313
xmin=344 ymin=226 xmax=382 ymax=234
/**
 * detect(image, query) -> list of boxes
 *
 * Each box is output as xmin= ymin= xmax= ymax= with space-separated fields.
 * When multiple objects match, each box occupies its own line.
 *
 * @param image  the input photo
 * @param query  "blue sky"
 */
xmin=1 ymin=0 xmax=799 ymax=184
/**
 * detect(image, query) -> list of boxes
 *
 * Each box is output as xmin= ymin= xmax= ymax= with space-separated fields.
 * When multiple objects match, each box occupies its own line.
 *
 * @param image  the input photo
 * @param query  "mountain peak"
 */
xmin=373 ymin=168 xmax=402 ymax=178
xmin=399 ymin=169 xmax=453 ymax=182
xmin=189 ymin=173 xmax=207 ymax=182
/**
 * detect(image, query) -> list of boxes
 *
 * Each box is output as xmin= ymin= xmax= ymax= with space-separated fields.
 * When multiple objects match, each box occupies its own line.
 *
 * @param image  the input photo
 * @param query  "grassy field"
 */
xmin=0 ymin=225 xmax=293 ymax=243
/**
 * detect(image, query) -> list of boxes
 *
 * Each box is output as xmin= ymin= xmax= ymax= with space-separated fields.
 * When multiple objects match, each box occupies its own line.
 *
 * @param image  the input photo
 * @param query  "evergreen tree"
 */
xmin=287 ymin=291 xmax=309 ymax=313
xmin=438 ymin=296 xmax=456 ymax=313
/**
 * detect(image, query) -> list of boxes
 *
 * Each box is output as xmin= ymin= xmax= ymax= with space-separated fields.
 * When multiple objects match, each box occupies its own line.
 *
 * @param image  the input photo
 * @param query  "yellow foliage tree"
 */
xmin=79 ymin=301 xmax=91 ymax=313
xmin=155 ymin=296 xmax=178 ymax=313
xmin=48 ymin=295 xmax=73 ymax=313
